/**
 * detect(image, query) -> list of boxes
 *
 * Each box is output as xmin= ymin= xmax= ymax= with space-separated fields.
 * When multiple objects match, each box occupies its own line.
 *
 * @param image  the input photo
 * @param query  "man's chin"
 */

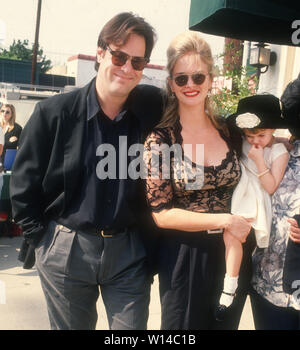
xmin=110 ymin=83 xmax=137 ymax=98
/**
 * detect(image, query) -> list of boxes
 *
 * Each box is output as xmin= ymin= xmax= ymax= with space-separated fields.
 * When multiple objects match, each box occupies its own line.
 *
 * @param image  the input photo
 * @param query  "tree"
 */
xmin=212 ymin=41 xmax=258 ymax=117
xmin=0 ymin=39 xmax=52 ymax=73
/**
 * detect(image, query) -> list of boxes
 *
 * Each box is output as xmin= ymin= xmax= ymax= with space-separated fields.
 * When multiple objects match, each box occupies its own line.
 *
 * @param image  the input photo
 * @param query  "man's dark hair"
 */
xmin=95 ymin=12 xmax=156 ymax=71
xmin=281 ymin=75 xmax=300 ymax=139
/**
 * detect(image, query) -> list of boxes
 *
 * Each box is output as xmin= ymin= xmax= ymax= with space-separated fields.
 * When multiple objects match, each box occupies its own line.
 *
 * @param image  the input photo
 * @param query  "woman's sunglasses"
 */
xmin=0 ymin=110 xmax=10 ymax=114
xmin=172 ymin=72 xmax=208 ymax=87
xmin=106 ymin=45 xmax=149 ymax=71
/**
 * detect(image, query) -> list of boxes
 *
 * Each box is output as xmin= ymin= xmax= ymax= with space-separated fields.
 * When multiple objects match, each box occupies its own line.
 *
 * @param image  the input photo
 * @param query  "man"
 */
xmin=10 ymin=12 xmax=163 ymax=330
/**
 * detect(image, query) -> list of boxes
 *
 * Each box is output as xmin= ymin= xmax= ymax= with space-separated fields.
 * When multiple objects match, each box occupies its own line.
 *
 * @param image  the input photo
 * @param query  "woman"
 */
xmin=143 ymin=31 xmax=254 ymax=330
xmin=0 ymin=103 xmax=22 ymax=164
xmin=250 ymin=76 xmax=300 ymax=330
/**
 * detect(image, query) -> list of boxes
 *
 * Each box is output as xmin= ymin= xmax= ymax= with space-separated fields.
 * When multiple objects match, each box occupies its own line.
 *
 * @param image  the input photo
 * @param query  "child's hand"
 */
xmin=248 ymin=144 xmax=264 ymax=163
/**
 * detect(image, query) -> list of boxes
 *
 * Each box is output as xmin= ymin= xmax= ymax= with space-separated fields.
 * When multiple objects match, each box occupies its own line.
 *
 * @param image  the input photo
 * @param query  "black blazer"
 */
xmin=10 ymin=79 xmax=164 ymax=243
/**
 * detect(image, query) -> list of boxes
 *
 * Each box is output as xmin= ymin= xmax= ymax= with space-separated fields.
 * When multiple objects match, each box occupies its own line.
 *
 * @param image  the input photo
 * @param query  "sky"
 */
xmin=0 ymin=0 xmax=225 ymax=66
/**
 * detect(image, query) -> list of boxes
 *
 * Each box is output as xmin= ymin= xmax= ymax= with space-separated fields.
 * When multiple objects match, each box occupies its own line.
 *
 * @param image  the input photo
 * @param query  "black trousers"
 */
xmin=250 ymin=288 xmax=300 ymax=330
xmin=158 ymin=230 xmax=256 ymax=330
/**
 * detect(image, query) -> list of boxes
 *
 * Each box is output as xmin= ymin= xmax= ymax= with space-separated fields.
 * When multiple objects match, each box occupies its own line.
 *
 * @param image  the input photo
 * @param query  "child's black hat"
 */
xmin=230 ymin=94 xmax=288 ymax=130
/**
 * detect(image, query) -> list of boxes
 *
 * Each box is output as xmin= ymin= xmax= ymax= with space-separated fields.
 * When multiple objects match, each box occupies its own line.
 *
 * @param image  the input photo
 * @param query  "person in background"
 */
xmin=250 ymin=76 xmax=300 ymax=330
xmin=0 ymin=101 xmax=3 ymax=159
xmin=143 ymin=31 xmax=254 ymax=330
xmin=10 ymin=12 xmax=163 ymax=330
xmin=0 ymin=103 xmax=22 ymax=164
xmin=0 ymin=120 xmax=3 ymax=162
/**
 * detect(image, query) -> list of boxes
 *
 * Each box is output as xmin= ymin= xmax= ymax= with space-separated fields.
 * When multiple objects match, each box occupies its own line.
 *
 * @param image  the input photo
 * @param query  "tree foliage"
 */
xmin=0 ymin=39 xmax=52 ymax=73
xmin=212 ymin=42 xmax=258 ymax=117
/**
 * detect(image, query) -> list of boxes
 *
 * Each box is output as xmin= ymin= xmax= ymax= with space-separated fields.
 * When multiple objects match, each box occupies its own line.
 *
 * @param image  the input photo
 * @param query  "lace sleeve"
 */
xmin=143 ymin=129 xmax=174 ymax=212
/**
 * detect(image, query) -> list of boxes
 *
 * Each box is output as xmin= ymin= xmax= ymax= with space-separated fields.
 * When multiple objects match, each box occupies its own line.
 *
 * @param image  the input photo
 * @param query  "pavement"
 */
xmin=0 ymin=235 xmax=254 ymax=330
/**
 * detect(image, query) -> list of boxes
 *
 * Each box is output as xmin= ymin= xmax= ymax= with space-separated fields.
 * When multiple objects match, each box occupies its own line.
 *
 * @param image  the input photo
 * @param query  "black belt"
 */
xmin=81 ymin=227 xmax=129 ymax=237
xmin=100 ymin=228 xmax=121 ymax=237
xmin=57 ymin=223 xmax=127 ymax=238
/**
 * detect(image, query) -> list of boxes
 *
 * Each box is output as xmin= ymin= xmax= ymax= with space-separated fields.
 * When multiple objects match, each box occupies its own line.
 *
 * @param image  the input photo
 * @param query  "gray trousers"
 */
xmin=35 ymin=221 xmax=151 ymax=330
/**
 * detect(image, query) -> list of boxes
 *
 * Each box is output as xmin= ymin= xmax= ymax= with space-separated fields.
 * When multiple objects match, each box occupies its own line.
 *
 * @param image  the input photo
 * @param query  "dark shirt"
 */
xmin=58 ymin=82 xmax=142 ymax=232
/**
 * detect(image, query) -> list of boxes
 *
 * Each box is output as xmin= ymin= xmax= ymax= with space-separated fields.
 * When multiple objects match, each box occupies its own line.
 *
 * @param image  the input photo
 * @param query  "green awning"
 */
xmin=189 ymin=0 xmax=300 ymax=46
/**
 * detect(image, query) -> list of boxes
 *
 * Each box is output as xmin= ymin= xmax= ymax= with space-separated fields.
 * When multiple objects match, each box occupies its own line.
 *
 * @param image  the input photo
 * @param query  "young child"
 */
xmin=216 ymin=94 xmax=290 ymax=320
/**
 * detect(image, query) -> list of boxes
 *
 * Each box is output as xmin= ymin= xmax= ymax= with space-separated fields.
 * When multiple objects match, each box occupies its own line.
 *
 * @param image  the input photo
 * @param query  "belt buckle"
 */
xmin=207 ymin=229 xmax=223 ymax=234
xmin=100 ymin=230 xmax=113 ymax=238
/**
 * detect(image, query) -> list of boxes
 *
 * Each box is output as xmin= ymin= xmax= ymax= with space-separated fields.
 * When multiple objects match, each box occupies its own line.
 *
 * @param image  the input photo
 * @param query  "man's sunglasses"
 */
xmin=172 ymin=72 xmax=208 ymax=87
xmin=0 ymin=110 xmax=10 ymax=114
xmin=106 ymin=45 xmax=149 ymax=71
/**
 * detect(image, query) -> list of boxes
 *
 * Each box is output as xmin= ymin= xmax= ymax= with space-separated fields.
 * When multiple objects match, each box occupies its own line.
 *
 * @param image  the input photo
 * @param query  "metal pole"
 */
xmin=31 ymin=0 xmax=42 ymax=86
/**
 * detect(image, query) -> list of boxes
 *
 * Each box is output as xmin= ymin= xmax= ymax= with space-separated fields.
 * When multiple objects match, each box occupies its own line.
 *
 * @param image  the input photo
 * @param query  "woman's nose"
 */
xmin=186 ymin=76 xmax=194 ymax=86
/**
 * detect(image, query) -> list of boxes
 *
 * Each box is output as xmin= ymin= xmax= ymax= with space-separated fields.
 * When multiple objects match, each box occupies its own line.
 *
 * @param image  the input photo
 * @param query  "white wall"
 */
xmin=76 ymin=59 xmax=97 ymax=87
xmin=141 ymin=66 xmax=168 ymax=88
xmin=258 ymin=45 xmax=300 ymax=97
xmin=257 ymin=44 xmax=282 ymax=97
xmin=67 ymin=56 xmax=97 ymax=87
xmin=10 ymin=99 xmax=38 ymax=128
xmin=66 ymin=59 xmax=78 ymax=78
xmin=292 ymin=47 xmax=300 ymax=79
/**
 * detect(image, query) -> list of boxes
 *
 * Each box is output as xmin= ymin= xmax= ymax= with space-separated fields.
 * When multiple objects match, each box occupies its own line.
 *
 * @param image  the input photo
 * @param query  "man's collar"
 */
xmin=87 ymin=81 xmax=100 ymax=121
xmin=87 ymin=81 xmax=135 ymax=122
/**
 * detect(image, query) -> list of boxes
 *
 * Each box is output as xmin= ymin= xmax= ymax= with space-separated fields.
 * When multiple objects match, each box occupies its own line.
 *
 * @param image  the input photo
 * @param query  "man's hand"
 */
xmin=287 ymin=217 xmax=300 ymax=243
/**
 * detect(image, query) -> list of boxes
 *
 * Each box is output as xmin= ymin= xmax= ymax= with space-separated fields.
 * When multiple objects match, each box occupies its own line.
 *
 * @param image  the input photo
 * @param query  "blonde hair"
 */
xmin=0 ymin=103 xmax=16 ymax=128
xmin=158 ymin=31 xmax=225 ymax=133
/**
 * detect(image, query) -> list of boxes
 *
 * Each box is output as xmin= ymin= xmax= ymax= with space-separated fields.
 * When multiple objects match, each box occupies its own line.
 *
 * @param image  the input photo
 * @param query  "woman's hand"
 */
xmin=224 ymin=214 xmax=253 ymax=243
xmin=9 ymin=136 xmax=18 ymax=143
xmin=287 ymin=218 xmax=300 ymax=243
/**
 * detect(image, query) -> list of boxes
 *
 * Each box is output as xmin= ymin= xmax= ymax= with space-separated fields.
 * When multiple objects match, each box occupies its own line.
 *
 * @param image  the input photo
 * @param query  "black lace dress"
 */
xmin=144 ymin=120 xmax=255 ymax=330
